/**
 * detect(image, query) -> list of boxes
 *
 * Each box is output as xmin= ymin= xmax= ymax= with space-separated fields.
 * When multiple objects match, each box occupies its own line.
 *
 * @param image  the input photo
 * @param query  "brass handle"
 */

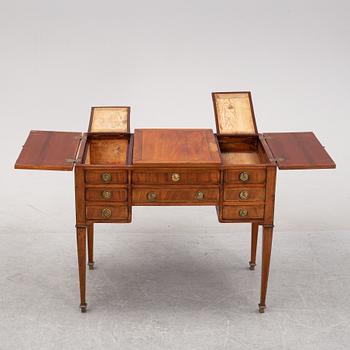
xmin=239 ymin=209 xmax=248 ymax=217
xmin=239 ymin=172 xmax=249 ymax=182
xmin=195 ymin=191 xmax=204 ymax=200
xmin=101 ymin=208 xmax=112 ymax=218
xmin=101 ymin=190 xmax=112 ymax=200
xmin=147 ymin=191 xmax=157 ymax=201
xmin=101 ymin=172 xmax=112 ymax=183
xmin=239 ymin=190 xmax=249 ymax=200
xmin=171 ymin=173 xmax=180 ymax=182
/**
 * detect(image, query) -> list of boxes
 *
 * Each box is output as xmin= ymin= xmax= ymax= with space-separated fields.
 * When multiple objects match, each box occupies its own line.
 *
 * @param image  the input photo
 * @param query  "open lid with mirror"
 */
xmin=212 ymin=91 xmax=258 ymax=135
xmin=88 ymin=106 xmax=130 ymax=133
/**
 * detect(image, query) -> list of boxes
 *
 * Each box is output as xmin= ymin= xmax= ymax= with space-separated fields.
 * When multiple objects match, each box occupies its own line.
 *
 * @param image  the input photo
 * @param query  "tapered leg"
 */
xmin=249 ymin=223 xmax=259 ymax=270
xmin=87 ymin=223 xmax=94 ymax=270
xmin=76 ymin=226 xmax=87 ymax=313
xmin=259 ymin=225 xmax=273 ymax=313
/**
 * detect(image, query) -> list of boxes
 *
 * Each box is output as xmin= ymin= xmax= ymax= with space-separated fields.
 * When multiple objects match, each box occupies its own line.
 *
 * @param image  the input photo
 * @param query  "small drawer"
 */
xmin=222 ymin=205 xmax=264 ymax=220
xmin=86 ymin=188 xmax=128 ymax=202
xmin=85 ymin=170 xmax=127 ymax=184
xmin=132 ymin=169 xmax=220 ymax=185
xmin=224 ymin=187 xmax=265 ymax=202
xmin=132 ymin=188 xmax=219 ymax=204
xmin=224 ymin=169 xmax=266 ymax=184
xmin=86 ymin=205 xmax=129 ymax=220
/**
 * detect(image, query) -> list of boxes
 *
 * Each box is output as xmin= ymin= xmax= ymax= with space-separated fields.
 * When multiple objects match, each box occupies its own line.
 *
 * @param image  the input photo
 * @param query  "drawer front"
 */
xmin=86 ymin=188 xmax=128 ymax=202
xmin=224 ymin=187 xmax=265 ymax=202
xmin=132 ymin=188 xmax=219 ymax=204
xmin=132 ymin=170 xmax=220 ymax=185
xmin=222 ymin=205 xmax=264 ymax=220
xmin=86 ymin=205 xmax=129 ymax=220
xmin=225 ymin=169 xmax=266 ymax=184
xmin=85 ymin=170 xmax=127 ymax=184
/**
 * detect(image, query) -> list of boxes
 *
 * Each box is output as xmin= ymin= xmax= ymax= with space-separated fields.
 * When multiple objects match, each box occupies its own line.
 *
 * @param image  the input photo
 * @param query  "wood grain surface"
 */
xmin=263 ymin=132 xmax=336 ymax=169
xmin=133 ymin=129 xmax=221 ymax=165
xmin=15 ymin=130 xmax=82 ymax=171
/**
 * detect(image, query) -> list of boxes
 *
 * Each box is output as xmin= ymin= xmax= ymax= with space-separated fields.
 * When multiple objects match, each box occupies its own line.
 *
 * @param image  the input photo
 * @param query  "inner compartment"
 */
xmin=84 ymin=134 xmax=130 ymax=165
xmin=217 ymin=135 xmax=268 ymax=165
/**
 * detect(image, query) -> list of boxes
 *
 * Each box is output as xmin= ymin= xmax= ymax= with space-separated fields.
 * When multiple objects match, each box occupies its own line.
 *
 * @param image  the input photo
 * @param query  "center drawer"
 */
xmin=132 ymin=169 xmax=220 ymax=185
xmin=132 ymin=187 xmax=219 ymax=204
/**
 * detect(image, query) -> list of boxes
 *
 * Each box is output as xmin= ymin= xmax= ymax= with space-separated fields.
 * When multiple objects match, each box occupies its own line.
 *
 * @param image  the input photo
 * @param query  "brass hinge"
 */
xmin=269 ymin=157 xmax=285 ymax=162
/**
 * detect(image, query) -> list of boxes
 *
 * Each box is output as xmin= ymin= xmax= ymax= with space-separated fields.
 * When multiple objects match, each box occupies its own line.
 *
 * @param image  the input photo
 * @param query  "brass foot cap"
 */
xmin=249 ymin=262 xmax=256 ymax=271
xmin=88 ymin=262 xmax=95 ymax=270
xmin=80 ymin=303 xmax=87 ymax=313
xmin=258 ymin=304 xmax=266 ymax=313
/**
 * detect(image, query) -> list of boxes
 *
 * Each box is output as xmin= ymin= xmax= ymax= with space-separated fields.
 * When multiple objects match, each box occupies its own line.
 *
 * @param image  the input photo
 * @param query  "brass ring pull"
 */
xmin=147 ymin=191 xmax=157 ymax=201
xmin=239 ymin=172 xmax=249 ymax=182
xmin=195 ymin=191 xmax=204 ymax=200
xmin=101 ymin=190 xmax=112 ymax=200
xmin=171 ymin=173 xmax=180 ymax=182
xmin=239 ymin=190 xmax=249 ymax=200
xmin=239 ymin=209 xmax=248 ymax=217
xmin=101 ymin=208 xmax=112 ymax=218
xmin=101 ymin=172 xmax=112 ymax=183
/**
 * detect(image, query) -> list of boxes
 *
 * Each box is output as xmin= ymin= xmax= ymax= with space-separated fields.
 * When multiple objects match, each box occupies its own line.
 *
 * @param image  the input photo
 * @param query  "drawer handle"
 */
xmin=239 ymin=172 xmax=249 ymax=182
xmin=101 ymin=190 xmax=112 ymax=200
xmin=239 ymin=209 xmax=248 ymax=217
xmin=101 ymin=172 xmax=112 ymax=183
xmin=195 ymin=191 xmax=204 ymax=200
xmin=171 ymin=173 xmax=180 ymax=182
xmin=147 ymin=191 xmax=157 ymax=201
xmin=101 ymin=208 xmax=112 ymax=218
xmin=239 ymin=190 xmax=249 ymax=200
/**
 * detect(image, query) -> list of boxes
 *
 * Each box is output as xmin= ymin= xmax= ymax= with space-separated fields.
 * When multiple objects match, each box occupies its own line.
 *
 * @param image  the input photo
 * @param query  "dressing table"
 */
xmin=15 ymin=92 xmax=336 ymax=313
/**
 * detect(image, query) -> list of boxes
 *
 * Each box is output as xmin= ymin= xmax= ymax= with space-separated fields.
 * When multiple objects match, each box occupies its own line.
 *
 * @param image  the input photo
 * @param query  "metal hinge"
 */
xmin=65 ymin=158 xmax=76 ymax=163
xmin=269 ymin=157 xmax=285 ymax=162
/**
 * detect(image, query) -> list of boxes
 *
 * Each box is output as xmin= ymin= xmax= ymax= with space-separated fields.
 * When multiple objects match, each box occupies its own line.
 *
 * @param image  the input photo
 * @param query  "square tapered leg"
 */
xmin=249 ymin=223 xmax=259 ymax=270
xmin=259 ymin=225 xmax=273 ymax=313
xmin=76 ymin=226 xmax=87 ymax=312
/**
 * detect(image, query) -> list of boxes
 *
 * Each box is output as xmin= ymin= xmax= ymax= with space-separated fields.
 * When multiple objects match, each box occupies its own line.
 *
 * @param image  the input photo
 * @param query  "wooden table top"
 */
xmin=133 ymin=129 xmax=221 ymax=166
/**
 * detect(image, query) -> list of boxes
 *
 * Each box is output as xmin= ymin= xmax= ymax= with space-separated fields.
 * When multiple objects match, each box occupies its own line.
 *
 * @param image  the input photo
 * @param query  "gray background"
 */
xmin=1 ymin=1 xmax=349 ymax=349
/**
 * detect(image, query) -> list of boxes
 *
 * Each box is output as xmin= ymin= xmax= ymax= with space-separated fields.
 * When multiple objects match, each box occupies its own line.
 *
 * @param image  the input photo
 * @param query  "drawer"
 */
xmin=86 ymin=205 xmax=129 ymax=220
xmin=224 ymin=187 xmax=265 ymax=202
xmin=132 ymin=169 xmax=220 ymax=185
xmin=222 ymin=205 xmax=264 ymax=220
xmin=85 ymin=170 xmax=127 ymax=184
xmin=86 ymin=188 xmax=128 ymax=202
xmin=224 ymin=169 xmax=266 ymax=184
xmin=132 ymin=188 xmax=219 ymax=204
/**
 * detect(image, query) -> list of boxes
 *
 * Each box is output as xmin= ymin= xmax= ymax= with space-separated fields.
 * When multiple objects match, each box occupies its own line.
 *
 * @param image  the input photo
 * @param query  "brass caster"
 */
xmin=88 ymin=262 xmax=94 ymax=270
xmin=249 ymin=262 xmax=256 ymax=270
xmin=80 ymin=303 xmax=87 ymax=313
xmin=258 ymin=303 xmax=266 ymax=313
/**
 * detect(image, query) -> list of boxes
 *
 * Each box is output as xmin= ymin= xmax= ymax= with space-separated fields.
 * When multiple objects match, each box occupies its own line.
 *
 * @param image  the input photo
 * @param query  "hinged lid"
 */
xmin=15 ymin=130 xmax=82 ymax=171
xmin=88 ymin=106 xmax=130 ymax=133
xmin=133 ymin=129 xmax=221 ymax=166
xmin=263 ymin=132 xmax=336 ymax=169
xmin=212 ymin=91 xmax=258 ymax=135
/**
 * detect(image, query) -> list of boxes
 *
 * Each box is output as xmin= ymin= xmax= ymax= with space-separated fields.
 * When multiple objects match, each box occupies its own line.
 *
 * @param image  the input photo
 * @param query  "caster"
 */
xmin=258 ymin=303 xmax=266 ymax=313
xmin=249 ymin=262 xmax=256 ymax=270
xmin=88 ymin=262 xmax=94 ymax=270
xmin=80 ymin=303 xmax=87 ymax=313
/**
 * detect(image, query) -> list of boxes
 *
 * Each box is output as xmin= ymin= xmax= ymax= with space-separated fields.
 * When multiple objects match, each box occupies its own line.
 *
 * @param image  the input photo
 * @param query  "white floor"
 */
xmin=1 ymin=223 xmax=350 ymax=350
